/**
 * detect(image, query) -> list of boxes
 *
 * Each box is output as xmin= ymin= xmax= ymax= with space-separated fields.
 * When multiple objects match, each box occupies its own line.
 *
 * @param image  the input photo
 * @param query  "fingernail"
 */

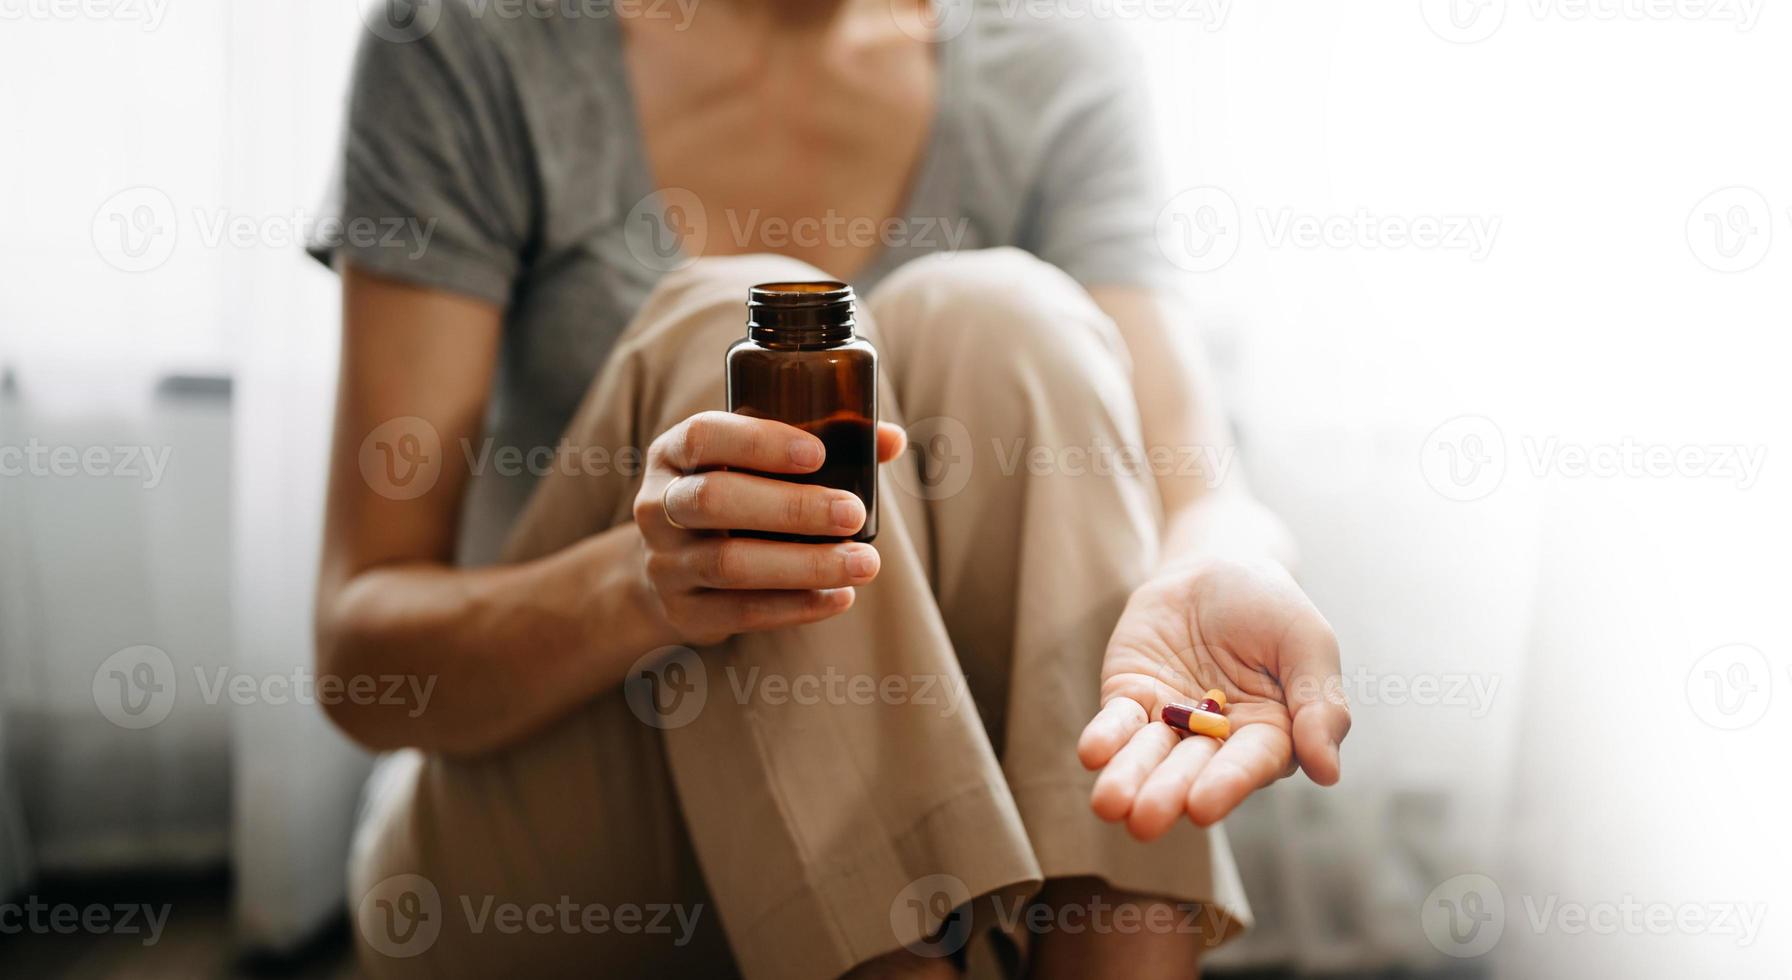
xmin=831 ymin=497 xmax=864 ymax=531
xmin=846 ymin=546 xmax=878 ymax=579
xmin=789 ymin=439 xmax=823 ymax=469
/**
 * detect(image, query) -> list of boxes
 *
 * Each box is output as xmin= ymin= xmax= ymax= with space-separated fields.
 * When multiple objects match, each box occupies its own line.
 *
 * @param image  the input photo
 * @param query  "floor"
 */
xmin=1 ymin=872 xmax=1483 ymax=980
xmin=0 ymin=870 xmax=354 ymax=980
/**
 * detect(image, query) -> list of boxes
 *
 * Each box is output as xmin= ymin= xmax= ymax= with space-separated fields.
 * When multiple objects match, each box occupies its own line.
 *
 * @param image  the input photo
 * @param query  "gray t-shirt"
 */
xmin=310 ymin=0 xmax=1171 ymax=563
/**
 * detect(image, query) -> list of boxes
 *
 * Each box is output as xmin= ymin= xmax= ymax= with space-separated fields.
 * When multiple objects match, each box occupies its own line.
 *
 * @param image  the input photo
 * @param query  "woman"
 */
xmin=309 ymin=0 xmax=1351 ymax=976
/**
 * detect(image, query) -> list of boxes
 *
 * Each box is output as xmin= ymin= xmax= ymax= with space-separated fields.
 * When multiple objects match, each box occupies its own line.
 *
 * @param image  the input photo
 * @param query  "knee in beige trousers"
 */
xmin=348 ymin=249 xmax=1250 ymax=980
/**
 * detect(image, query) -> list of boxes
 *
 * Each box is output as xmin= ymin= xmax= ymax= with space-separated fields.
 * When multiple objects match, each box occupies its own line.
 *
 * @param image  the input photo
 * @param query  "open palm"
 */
xmin=1077 ymin=558 xmax=1352 ymax=841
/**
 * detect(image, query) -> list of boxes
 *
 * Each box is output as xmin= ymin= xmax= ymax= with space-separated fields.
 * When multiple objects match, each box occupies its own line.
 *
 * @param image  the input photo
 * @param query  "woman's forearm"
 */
xmin=1089 ymin=285 xmax=1298 ymax=571
xmin=316 ymin=523 xmax=670 ymax=755
xmin=1160 ymin=489 xmax=1298 ymax=571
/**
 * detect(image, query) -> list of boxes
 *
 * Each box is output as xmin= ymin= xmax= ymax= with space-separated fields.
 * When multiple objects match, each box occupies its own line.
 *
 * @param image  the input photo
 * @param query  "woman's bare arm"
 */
xmin=1089 ymin=285 xmax=1297 ymax=568
xmin=316 ymin=264 xmax=896 ymax=755
xmin=315 ymin=264 xmax=669 ymax=754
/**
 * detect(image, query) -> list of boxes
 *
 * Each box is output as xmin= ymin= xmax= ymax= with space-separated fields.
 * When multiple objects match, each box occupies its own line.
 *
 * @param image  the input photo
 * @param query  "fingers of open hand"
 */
xmin=1126 ymin=735 xmax=1221 ymax=842
xmin=1185 ymin=723 xmax=1292 ymax=827
xmin=1089 ymin=721 xmax=1179 ymax=823
xmin=1276 ymin=612 xmax=1352 ymax=786
xmin=1077 ymin=696 xmax=1149 ymax=771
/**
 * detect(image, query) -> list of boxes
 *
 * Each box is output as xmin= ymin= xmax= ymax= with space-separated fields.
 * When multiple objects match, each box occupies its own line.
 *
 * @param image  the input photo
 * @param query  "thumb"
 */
xmin=1276 ymin=610 xmax=1351 ymax=785
xmin=875 ymin=422 xmax=907 ymax=464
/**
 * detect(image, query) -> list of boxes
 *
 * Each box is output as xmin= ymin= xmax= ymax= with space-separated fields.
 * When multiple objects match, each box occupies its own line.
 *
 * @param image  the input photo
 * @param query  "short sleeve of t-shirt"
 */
xmin=1006 ymin=21 xmax=1175 ymax=290
xmin=306 ymin=8 xmax=534 ymax=308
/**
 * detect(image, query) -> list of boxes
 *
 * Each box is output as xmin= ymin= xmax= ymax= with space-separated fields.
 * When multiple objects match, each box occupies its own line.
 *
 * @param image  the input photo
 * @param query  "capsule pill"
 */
xmin=1162 ymin=702 xmax=1230 ymax=740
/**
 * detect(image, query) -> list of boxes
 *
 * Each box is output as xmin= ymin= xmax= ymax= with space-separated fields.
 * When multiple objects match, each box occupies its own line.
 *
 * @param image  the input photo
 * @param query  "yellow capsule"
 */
xmin=1203 ymin=688 xmax=1228 ymax=710
xmin=1185 ymin=709 xmax=1230 ymax=740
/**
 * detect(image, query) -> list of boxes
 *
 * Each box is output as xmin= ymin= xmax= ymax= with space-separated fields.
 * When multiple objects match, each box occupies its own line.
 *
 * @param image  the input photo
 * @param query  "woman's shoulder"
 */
xmin=348 ymin=0 xmax=616 ymax=93
xmin=958 ymin=2 xmax=1148 ymax=90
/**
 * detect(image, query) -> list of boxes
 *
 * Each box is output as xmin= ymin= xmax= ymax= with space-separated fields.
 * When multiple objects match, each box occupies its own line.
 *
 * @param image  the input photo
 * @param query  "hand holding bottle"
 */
xmin=631 ymin=411 xmax=907 ymax=647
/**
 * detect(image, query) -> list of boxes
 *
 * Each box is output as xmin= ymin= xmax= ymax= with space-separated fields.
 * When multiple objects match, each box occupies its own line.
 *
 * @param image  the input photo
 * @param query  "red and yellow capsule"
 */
xmin=1162 ymin=702 xmax=1230 ymax=740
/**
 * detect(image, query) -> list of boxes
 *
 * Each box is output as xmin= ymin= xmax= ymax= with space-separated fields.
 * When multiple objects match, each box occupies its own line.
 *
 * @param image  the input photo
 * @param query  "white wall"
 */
xmin=1126 ymin=5 xmax=1791 ymax=974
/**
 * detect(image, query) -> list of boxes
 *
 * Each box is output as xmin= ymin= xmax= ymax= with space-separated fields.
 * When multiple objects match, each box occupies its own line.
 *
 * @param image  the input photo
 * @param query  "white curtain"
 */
xmin=223 ymin=3 xmax=372 ymax=952
xmin=0 ymin=384 xmax=34 ymax=898
xmin=0 ymin=0 xmax=366 ymax=946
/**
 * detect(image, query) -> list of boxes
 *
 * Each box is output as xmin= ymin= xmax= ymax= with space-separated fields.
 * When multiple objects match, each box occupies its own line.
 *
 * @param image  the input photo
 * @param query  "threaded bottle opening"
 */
xmin=747 ymin=281 xmax=857 ymax=345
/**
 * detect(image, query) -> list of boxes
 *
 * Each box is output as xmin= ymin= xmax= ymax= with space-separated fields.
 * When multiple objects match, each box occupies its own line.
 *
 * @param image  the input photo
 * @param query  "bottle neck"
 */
xmin=748 ymin=322 xmax=857 ymax=348
xmin=747 ymin=281 xmax=858 ymax=349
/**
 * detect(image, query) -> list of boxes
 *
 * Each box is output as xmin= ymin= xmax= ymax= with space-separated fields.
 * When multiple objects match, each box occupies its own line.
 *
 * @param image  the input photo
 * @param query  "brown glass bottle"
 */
xmin=726 ymin=281 xmax=878 ymax=543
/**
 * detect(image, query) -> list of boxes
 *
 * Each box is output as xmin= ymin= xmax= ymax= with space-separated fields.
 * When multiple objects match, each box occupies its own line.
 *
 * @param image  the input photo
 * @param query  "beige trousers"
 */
xmin=349 ymin=249 xmax=1250 ymax=980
